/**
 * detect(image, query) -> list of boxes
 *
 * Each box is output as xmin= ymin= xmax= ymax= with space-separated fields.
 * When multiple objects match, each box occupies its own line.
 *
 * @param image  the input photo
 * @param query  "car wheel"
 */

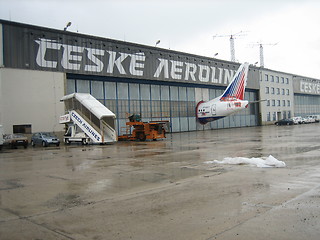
xmin=56 ymin=143 xmax=60 ymax=147
xmin=24 ymin=144 xmax=28 ymax=149
xmin=42 ymin=141 xmax=47 ymax=147
xmin=82 ymin=139 xmax=86 ymax=145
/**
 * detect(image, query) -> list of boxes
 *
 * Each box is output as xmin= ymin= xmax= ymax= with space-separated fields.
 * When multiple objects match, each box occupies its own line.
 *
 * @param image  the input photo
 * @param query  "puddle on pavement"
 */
xmin=45 ymin=193 xmax=86 ymax=209
xmin=86 ymin=167 xmax=217 ymax=194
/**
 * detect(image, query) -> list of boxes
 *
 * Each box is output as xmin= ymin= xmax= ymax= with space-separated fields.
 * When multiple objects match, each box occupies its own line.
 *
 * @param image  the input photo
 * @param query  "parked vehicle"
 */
xmin=306 ymin=115 xmax=319 ymax=123
xmin=0 ymin=125 xmax=3 ymax=150
xmin=275 ymin=119 xmax=294 ymax=126
xmin=63 ymin=124 xmax=90 ymax=145
xmin=3 ymin=134 xmax=28 ymax=148
xmin=31 ymin=132 xmax=60 ymax=147
xmin=305 ymin=117 xmax=316 ymax=123
xmin=292 ymin=116 xmax=302 ymax=124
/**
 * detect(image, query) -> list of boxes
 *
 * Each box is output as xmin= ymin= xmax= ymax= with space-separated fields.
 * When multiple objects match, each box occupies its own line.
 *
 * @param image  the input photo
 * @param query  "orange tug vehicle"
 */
xmin=118 ymin=114 xmax=169 ymax=141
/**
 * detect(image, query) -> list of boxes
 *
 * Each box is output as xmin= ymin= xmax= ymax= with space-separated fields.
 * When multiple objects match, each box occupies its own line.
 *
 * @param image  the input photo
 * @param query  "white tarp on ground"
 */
xmin=205 ymin=155 xmax=286 ymax=168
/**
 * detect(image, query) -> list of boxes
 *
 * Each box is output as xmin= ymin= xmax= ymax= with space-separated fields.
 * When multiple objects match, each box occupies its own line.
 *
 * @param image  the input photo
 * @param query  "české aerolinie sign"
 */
xmin=34 ymin=38 xmax=238 ymax=86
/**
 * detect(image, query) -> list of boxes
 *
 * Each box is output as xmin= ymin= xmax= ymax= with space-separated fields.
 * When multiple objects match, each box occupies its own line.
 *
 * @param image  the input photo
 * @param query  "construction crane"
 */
xmin=249 ymin=42 xmax=278 ymax=68
xmin=213 ymin=31 xmax=247 ymax=62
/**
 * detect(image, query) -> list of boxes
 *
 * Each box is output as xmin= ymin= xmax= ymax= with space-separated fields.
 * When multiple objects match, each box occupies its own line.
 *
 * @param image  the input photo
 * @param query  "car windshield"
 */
xmin=12 ymin=134 xmax=24 ymax=138
xmin=42 ymin=133 xmax=55 ymax=137
xmin=4 ymin=134 xmax=24 ymax=139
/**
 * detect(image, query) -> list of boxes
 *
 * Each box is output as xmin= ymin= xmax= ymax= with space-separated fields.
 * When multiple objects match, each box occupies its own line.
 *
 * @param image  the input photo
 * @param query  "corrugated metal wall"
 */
xmin=2 ymin=20 xmax=260 ymax=90
xmin=1 ymin=20 xmax=260 ymax=132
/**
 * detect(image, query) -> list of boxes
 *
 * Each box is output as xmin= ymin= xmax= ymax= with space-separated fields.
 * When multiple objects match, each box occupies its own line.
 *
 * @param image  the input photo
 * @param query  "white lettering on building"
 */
xmin=185 ymin=63 xmax=197 ymax=81
xmin=129 ymin=52 xmax=145 ymax=76
xmin=170 ymin=60 xmax=183 ymax=80
xmin=198 ymin=65 xmax=210 ymax=82
xmin=85 ymin=48 xmax=105 ymax=72
xmin=61 ymin=45 xmax=84 ymax=70
xmin=300 ymin=81 xmax=320 ymax=95
xmin=154 ymin=58 xmax=169 ymax=78
xmin=35 ymin=38 xmax=238 ymax=85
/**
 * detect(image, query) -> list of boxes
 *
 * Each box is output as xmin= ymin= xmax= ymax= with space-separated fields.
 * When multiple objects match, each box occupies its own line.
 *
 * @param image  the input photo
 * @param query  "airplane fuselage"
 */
xmin=196 ymin=62 xmax=250 ymax=125
xmin=196 ymin=97 xmax=249 ymax=124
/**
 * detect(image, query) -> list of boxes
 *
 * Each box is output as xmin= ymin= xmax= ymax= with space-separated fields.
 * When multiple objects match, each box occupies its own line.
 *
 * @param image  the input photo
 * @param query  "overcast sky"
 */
xmin=1 ymin=0 xmax=320 ymax=78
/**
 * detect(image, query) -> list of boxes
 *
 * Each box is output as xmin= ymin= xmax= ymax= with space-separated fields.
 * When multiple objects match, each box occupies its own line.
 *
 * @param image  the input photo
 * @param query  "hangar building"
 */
xmin=0 ymin=20 xmax=319 ymax=136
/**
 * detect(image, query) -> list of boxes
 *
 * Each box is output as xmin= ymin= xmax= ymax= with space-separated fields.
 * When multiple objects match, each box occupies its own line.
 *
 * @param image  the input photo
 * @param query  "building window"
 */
xmin=265 ymin=74 xmax=268 ymax=81
xmin=13 ymin=124 xmax=32 ymax=134
xmin=281 ymin=77 xmax=285 ymax=83
xmin=277 ymin=88 xmax=280 ymax=95
xmin=282 ymin=89 xmax=285 ymax=95
xmin=276 ymin=76 xmax=279 ymax=83
xmin=265 ymin=87 xmax=269 ymax=94
xmin=271 ymin=87 xmax=275 ymax=94
xmin=267 ymin=100 xmax=270 ymax=106
xmin=271 ymin=75 xmax=274 ymax=82
xmin=286 ymin=78 xmax=289 ymax=84
xmin=277 ymin=100 xmax=281 ymax=106
xmin=273 ymin=112 xmax=276 ymax=121
xmin=272 ymin=100 xmax=275 ymax=106
xmin=283 ymin=111 xmax=287 ymax=119
xmin=287 ymin=100 xmax=291 ymax=106
xmin=283 ymin=100 xmax=286 ymax=106
xmin=267 ymin=112 xmax=271 ymax=121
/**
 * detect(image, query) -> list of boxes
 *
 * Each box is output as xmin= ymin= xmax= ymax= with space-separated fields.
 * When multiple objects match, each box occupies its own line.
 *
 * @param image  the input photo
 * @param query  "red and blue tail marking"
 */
xmin=220 ymin=62 xmax=249 ymax=101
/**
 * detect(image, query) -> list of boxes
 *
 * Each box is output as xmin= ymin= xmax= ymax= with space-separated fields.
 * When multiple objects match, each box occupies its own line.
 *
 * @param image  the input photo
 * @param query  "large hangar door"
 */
xmin=66 ymin=77 xmax=259 ymax=134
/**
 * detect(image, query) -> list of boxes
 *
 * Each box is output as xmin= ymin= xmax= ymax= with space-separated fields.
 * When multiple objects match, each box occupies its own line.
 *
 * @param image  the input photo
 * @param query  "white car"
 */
xmin=305 ymin=117 xmax=316 ymax=123
xmin=306 ymin=115 xmax=319 ymax=123
xmin=292 ymin=117 xmax=302 ymax=124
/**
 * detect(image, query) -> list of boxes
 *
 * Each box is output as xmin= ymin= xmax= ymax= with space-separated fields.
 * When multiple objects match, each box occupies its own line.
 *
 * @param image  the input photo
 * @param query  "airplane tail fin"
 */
xmin=220 ymin=62 xmax=249 ymax=101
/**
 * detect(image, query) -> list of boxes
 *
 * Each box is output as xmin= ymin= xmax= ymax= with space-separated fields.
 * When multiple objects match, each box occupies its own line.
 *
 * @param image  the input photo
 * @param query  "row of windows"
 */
xmin=113 ymin=99 xmax=196 ymax=119
xmin=67 ymin=78 xmax=259 ymax=132
xmin=266 ymin=100 xmax=291 ymax=107
xmin=294 ymin=95 xmax=320 ymax=117
xmin=265 ymin=87 xmax=290 ymax=95
xmin=264 ymin=74 xmax=289 ymax=84
xmin=68 ymin=80 xmax=197 ymax=102
xmin=294 ymin=95 xmax=320 ymax=105
xmin=266 ymin=111 xmax=291 ymax=121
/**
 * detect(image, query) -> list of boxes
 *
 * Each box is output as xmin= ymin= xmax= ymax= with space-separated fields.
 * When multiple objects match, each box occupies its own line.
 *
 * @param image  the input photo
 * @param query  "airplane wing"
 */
xmin=248 ymin=99 xmax=268 ymax=104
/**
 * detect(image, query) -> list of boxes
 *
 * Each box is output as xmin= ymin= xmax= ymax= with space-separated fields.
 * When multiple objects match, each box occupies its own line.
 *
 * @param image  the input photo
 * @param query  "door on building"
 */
xmin=211 ymin=104 xmax=216 ymax=115
xmin=277 ymin=112 xmax=282 ymax=120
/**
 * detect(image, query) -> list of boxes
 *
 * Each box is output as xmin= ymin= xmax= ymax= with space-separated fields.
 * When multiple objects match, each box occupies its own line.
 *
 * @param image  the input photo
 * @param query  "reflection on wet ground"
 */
xmin=2 ymin=124 xmax=320 ymax=239
xmin=2 ymin=124 xmax=320 ymax=199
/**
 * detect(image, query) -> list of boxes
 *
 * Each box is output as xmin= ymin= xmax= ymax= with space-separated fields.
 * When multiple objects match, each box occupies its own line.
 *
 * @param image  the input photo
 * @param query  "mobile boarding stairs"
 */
xmin=59 ymin=93 xmax=117 ymax=144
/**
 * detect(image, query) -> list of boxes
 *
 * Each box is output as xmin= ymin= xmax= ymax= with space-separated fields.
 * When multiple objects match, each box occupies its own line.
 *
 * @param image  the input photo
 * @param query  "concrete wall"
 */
xmin=0 ymin=68 xmax=65 ymax=134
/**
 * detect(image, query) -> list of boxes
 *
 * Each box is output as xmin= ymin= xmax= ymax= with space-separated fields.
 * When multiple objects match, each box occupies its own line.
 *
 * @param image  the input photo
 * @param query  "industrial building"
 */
xmin=0 ymin=19 xmax=319 ymax=136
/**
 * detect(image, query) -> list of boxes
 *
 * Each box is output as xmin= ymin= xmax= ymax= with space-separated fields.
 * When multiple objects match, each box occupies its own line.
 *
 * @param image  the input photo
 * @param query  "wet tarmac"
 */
xmin=1 ymin=124 xmax=320 ymax=239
